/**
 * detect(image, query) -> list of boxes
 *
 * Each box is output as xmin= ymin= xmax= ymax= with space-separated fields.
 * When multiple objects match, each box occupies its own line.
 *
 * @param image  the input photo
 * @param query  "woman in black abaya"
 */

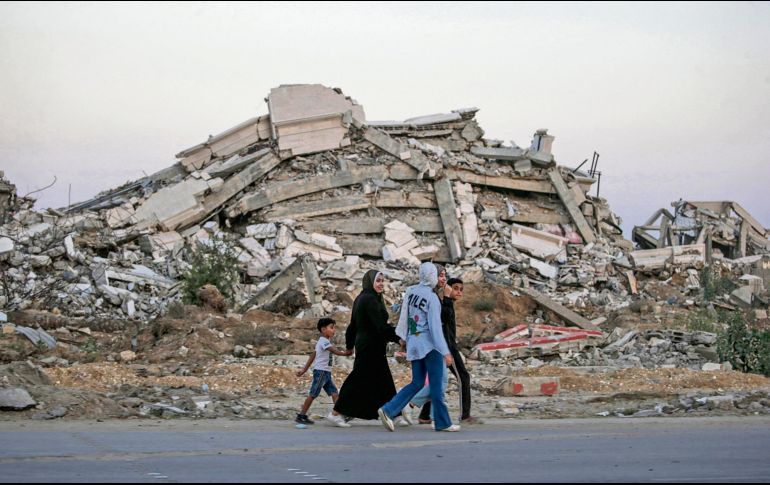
xmin=333 ymin=269 xmax=400 ymax=420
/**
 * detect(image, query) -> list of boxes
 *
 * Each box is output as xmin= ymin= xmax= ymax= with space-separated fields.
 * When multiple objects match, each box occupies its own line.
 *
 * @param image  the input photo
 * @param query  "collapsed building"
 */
xmin=0 ymin=84 xmax=768 ymax=348
xmin=3 ymin=85 xmax=770 ymax=423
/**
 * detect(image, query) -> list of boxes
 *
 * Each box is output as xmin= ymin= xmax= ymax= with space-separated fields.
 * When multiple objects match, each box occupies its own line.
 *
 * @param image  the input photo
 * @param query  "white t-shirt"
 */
xmin=313 ymin=336 xmax=334 ymax=372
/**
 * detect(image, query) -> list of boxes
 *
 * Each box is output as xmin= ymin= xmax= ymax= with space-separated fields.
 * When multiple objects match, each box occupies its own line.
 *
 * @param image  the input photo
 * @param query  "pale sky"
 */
xmin=1 ymin=1 xmax=769 ymax=235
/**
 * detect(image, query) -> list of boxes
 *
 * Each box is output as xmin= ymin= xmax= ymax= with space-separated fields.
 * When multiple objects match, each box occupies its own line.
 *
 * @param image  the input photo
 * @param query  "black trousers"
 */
xmin=418 ymin=346 xmax=471 ymax=421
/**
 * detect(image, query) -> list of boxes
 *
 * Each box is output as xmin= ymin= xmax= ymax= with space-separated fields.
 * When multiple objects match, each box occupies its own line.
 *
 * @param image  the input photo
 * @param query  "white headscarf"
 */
xmin=418 ymin=262 xmax=438 ymax=288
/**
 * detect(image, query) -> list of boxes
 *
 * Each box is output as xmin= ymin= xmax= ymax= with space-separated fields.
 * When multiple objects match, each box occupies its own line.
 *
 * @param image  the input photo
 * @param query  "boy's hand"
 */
xmin=296 ymin=370 xmax=305 ymax=377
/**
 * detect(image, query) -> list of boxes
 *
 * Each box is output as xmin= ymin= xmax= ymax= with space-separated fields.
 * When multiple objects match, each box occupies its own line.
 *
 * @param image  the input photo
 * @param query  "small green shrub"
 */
xmin=80 ymin=338 xmax=101 ymax=363
xmin=716 ymin=311 xmax=770 ymax=377
xmin=151 ymin=319 xmax=172 ymax=340
xmin=685 ymin=309 xmax=719 ymax=333
xmin=472 ymin=297 xmax=496 ymax=312
xmin=700 ymin=266 xmax=735 ymax=302
xmin=181 ymin=236 xmax=240 ymax=305
xmin=165 ymin=301 xmax=187 ymax=319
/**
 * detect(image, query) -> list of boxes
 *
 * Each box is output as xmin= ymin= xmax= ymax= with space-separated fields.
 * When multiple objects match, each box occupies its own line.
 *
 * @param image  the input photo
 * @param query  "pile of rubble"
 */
xmin=1 ymin=83 xmax=768 ymax=369
xmin=0 ymin=84 xmax=636 ymax=327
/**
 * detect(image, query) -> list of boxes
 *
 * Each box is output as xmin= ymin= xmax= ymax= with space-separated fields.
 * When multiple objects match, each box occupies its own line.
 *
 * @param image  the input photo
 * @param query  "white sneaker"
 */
xmin=437 ymin=424 xmax=461 ymax=432
xmin=378 ymin=407 xmax=394 ymax=432
xmin=327 ymin=412 xmax=352 ymax=428
xmin=396 ymin=416 xmax=410 ymax=427
xmin=401 ymin=406 xmax=414 ymax=426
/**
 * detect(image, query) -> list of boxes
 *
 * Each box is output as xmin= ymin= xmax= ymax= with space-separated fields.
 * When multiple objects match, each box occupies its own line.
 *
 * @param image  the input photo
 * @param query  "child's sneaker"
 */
xmin=295 ymin=414 xmax=314 ymax=425
xmin=326 ymin=412 xmax=352 ymax=428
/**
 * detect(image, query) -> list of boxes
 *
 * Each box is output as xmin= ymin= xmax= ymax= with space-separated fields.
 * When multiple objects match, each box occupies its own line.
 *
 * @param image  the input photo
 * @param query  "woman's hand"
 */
xmin=444 ymin=354 xmax=454 ymax=367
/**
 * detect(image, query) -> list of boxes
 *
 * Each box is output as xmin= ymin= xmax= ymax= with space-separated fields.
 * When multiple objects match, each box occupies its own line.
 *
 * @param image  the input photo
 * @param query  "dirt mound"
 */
xmin=454 ymin=282 xmax=537 ymax=348
xmin=511 ymin=365 xmax=770 ymax=394
xmin=0 ymin=361 xmax=52 ymax=387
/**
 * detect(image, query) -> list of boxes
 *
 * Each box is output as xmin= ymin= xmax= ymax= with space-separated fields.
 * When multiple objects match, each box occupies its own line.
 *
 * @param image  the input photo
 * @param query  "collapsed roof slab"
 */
xmin=228 ymin=165 xmax=390 ymax=218
xmin=268 ymin=84 xmax=365 ymax=157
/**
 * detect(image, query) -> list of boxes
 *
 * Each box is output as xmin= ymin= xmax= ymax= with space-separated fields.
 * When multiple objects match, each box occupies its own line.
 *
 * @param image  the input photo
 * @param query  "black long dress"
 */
xmin=333 ymin=288 xmax=400 ymax=420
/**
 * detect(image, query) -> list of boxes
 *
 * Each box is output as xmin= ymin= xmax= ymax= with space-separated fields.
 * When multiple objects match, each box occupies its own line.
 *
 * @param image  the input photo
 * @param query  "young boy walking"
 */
xmin=296 ymin=317 xmax=352 ymax=427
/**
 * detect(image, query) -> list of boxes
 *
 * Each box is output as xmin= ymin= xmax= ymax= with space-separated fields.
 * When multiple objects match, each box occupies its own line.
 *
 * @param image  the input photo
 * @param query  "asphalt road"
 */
xmin=1 ymin=416 xmax=769 ymax=483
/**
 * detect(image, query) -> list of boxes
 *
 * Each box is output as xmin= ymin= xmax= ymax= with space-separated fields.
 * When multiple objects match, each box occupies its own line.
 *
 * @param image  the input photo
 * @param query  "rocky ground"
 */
xmin=2 ymin=282 xmax=770 ymax=422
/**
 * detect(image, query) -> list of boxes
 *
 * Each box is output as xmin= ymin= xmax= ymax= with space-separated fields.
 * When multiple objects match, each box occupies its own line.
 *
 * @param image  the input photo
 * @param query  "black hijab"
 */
xmin=362 ymin=269 xmax=386 ymax=309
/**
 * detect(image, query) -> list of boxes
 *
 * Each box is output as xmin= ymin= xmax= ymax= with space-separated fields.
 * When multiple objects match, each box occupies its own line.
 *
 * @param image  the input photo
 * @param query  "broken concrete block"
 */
xmin=510 ymin=224 xmax=568 ymax=261
xmin=284 ymin=241 xmax=342 ymax=263
xmin=410 ymin=244 xmax=440 ymax=260
xmin=269 ymin=84 xmax=365 ymax=156
xmin=14 ymin=326 xmax=56 ymax=349
xmin=29 ymin=255 xmax=52 ymax=268
xmin=513 ymin=159 xmax=532 ymax=174
xmin=321 ymin=256 xmax=360 ymax=281
xmin=629 ymin=244 xmax=706 ymax=271
xmin=294 ymin=231 xmax=343 ymax=253
xmin=104 ymin=203 xmax=137 ymax=228
xmin=139 ymin=231 xmax=183 ymax=258
xmin=246 ymin=223 xmax=278 ymax=239
xmin=0 ymin=388 xmax=37 ymax=410
xmin=0 ymin=237 xmax=13 ymax=256
xmin=275 ymin=225 xmax=293 ymax=249
xmin=133 ymin=178 xmax=210 ymax=231
xmin=530 ymin=129 xmax=555 ymax=154
xmin=460 ymin=121 xmax=484 ymax=142
xmin=470 ymin=146 xmax=526 ymax=161
xmin=454 ymin=181 xmax=478 ymax=249
xmin=529 ymin=257 xmax=558 ymax=279
xmin=730 ymin=286 xmax=754 ymax=308
xmin=239 ymin=237 xmax=270 ymax=260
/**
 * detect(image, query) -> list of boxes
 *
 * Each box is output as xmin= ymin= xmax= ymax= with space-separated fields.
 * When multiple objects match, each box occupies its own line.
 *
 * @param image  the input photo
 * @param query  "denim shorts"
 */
xmin=308 ymin=369 xmax=338 ymax=398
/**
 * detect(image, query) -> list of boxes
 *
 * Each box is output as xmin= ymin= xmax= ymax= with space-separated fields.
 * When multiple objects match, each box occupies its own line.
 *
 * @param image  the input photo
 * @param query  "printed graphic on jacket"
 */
xmin=408 ymin=315 xmax=420 ymax=336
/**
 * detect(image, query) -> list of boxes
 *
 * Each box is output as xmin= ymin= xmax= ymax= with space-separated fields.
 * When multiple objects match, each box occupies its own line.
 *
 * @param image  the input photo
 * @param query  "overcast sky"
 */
xmin=1 ymin=1 xmax=768 ymax=235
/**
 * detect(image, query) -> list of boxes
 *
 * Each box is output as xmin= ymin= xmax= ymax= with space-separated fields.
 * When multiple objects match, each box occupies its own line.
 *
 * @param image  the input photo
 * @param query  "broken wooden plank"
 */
xmin=547 ymin=168 xmax=596 ymax=243
xmin=446 ymin=169 xmax=555 ymax=194
xmin=517 ymin=286 xmax=597 ymax=330
xmin=433 ymin=177 xmax=465 ymax=261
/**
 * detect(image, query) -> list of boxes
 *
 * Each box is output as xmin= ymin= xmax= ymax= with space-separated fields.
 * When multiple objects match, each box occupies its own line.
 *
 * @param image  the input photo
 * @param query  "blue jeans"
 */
xmin=381 ymin=350 xmax=452 ymax=430
xmin=410 ymin=362 xmax=448 ymax=420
